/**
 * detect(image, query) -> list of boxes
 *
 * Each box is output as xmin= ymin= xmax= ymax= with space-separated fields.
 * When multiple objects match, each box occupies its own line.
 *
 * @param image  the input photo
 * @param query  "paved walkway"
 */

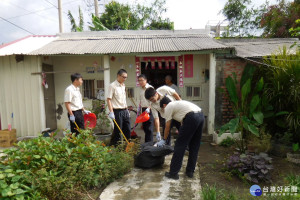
xmin=99 ymin=128 xmax=202 ymax=200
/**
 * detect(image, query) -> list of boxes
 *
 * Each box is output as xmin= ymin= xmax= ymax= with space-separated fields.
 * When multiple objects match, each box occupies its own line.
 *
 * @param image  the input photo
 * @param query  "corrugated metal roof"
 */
xmin=218 ymin=38 xmax=300 ymax=58
xmin=29 ymin=30 xmax=232 ymax=55
xmin=0 ymin=35 xmax=57 ymax=56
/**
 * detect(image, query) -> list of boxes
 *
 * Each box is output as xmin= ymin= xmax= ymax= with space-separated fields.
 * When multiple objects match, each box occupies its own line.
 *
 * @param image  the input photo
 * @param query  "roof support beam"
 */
xmin=103 ymin=55 xmax=110 ymax=99
xmin=208 ymin=53 xmax=216 ymax=135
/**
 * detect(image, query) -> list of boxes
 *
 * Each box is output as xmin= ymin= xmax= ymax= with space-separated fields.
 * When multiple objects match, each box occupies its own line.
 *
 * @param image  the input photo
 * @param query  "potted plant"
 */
xmin=92 ymin=100 xmax=113 ymax=145
xmin=287 ymin=143 xmax=300 ymax=165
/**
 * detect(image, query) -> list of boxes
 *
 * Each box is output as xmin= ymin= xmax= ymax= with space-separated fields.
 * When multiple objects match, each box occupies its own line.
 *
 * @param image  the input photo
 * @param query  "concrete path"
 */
xmin=100 ymin=152 xmax=201 ymax=200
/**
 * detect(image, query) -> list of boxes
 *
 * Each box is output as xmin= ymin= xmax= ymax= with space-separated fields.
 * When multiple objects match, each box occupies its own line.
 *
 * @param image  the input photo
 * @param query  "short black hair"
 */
xmin=145 ymin=87 xmax=156 ymax=100
xmin=71 ymin=73 xmax=82 ymax=82
xmin=160 ymin=96 xmax=172 ymax=108
xmin=117 ymin=69 xmax=127 ymax=76
xmin=138 ymin=74 xmax=147 ymax=80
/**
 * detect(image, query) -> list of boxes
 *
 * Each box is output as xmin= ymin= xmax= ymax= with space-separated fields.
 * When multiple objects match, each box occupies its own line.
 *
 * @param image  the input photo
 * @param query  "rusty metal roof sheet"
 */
xmin=29 ymin=30 xmax=231 ymax=55
xmin=218 ymin=38 xmax=300 ymax=58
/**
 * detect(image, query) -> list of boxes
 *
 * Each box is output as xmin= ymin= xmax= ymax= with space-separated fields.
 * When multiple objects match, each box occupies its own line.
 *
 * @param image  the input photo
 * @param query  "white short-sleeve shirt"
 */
xmin=150 ymin=86 xmax=177 ymax=119
xmin=107 ymin=80 xmax=127 ymax=109
xmin=64 ymin=84 xmax=84 ymax=111
xmin=140 ymin=83 xmax=153 ymax=108
xmin=164 ymin=100 xmax=201 ymax=123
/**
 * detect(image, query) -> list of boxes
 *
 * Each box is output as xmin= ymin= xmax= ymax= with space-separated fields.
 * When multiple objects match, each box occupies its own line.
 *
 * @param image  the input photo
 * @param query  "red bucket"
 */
xmin=84 ymin=113 xmax=97 ymax=129
xmin=135 ymin=111 xmax=150 ymax=124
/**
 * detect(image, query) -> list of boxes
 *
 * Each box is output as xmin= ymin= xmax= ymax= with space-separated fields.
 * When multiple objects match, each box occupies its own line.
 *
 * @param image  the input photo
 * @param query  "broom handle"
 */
xmin=113 ymin=119 xmax=129 ymax=144
xmin=74 ymin=122 xmax=80 ymax=130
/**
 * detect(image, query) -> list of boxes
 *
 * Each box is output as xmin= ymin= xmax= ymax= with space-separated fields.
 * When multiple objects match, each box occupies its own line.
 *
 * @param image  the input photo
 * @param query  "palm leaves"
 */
xmin=263 ymin=46 xmax=300 ymax=136
xmin=67 ymin=6 xmax=84 ymax=32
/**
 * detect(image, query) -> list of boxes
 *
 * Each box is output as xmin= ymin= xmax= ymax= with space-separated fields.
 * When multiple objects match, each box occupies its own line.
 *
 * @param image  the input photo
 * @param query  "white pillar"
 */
xmin=103 ymin=55 xmax=110 ymax=99
xmin=208 ymin=53 xmax=216 ymax=135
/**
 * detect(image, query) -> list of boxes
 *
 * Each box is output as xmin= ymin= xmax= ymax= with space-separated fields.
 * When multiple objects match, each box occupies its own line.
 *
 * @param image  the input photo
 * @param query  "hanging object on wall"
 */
xmin=178 ymin=56 xmax=184 ymax=88
xmin=151 ymin=60 xmax=155 ymax=70
xmin=129 ymin=64 xmax=133 ymax=69
xmin=184 ymin=54 xmax=193 ymax=78
xmin=165 ymin=60 xmax=169 ymax=69
xmin=42 ymin=72 xmax=48 ymax=89
xmin=111 ymin=56 xmax=116 ymax=62
xmin=135 ymin=57 xmax=140 ymax=87
xmin=93 ymin=61 xmax=98 ymax=67
xmin=171 ymin=60 xmax=175 ymax=70
xmin=158 ymin=58 xmax=162 ymax=69
xmin=86 ymin=67 xmax=95 ymax=73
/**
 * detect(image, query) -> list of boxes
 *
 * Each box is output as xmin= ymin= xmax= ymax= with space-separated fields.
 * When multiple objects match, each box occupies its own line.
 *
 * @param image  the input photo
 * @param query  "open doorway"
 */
xmin=42 ymin=64 xmax=57 ymax=130
xmin=141 ymin=61 xmax=177 ymax=89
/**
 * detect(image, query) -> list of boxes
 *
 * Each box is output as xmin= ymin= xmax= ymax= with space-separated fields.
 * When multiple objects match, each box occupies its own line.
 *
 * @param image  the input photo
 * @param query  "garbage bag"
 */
xmin=135 ymin=142 xmax=173 ymax=168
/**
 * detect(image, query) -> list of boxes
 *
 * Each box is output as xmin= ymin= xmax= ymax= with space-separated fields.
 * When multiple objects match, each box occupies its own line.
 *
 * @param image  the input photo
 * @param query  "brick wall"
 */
xmin=215 ymin=56 xmax=247 ymax=129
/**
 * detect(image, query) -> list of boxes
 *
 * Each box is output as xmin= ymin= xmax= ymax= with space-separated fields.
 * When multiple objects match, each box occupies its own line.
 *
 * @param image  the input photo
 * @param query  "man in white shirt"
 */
xmin=157 ymin=96 xmax=204 ymax=180
xmin=138 ymin=74 xmax=157 ymax=142
xmin=144 ymin=86 xmax=181 ymax=145
xmin=107 ymin=69 xmax=131 ymax=146
xmin=165 ymin=75 xmax=180 ymax=96
xmin=64 ymin=73 xmax=91 ymax=136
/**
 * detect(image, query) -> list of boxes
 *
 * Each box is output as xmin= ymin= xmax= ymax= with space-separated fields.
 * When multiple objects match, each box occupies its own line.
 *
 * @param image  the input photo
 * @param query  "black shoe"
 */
xmin=186 ymin=171 xmax=194 ymax=178
xmin=165 ymin=172 xmax=179 ymax=180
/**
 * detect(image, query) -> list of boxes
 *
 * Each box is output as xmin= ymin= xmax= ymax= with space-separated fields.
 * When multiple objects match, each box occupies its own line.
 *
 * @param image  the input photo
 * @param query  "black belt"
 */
xmin=183 ymin=111 xmax=202 ymax=121
xmin=113 ymin=108 xmax=127 ymax=110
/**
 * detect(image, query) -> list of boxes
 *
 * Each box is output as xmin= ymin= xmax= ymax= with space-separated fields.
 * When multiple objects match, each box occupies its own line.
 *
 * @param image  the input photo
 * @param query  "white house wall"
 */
xmin=108 ymin=54 xmax=210 ymax=116
xmin=50 ymin=54 xmax=210 ymax=132
xmin=0 ymin=55 xmax=46 ymax=137
xmin=51 ymin=55 xmax=104 ymax=131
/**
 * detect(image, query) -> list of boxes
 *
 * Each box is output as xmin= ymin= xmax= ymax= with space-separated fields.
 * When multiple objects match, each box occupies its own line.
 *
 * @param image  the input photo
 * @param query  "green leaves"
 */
xmin=218 ymin=118 xmax=239 ymax=136
xmin=241 ymin=79 xmax=251 ymax=107
xmin=226 ymin=75 xmax=238 ymax=107
xmin=253 ymin=111 xmax=264 ymax=124
xmin=0 ymin=130 xmax=136 ymax=199
xmin=250 ymin=95 xmax=260 ymax=115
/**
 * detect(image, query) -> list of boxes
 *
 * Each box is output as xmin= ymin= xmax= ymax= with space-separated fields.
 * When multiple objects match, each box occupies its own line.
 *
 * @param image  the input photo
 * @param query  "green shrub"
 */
xmin=220 ymin=137 xmax=235 ymax=147
xmin=0 ymin=165 xmax=45 ymax=200
xmin=262 ymin=46 xmax=300 ymax=142
xmin=1 ymin=130 xmax=136 ymax=200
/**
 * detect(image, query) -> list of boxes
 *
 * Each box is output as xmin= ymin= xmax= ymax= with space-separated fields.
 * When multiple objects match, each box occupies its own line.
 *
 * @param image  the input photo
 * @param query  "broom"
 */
xmin=113 ymin=119 xmax=135 ymax=152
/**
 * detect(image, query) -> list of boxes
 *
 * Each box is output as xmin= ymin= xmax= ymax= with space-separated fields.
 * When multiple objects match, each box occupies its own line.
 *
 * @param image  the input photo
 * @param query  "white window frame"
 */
xmin=83 ymin=79 xmax=105 ymax=99
xmin=185 ymin=85 xmax=202 ymax=100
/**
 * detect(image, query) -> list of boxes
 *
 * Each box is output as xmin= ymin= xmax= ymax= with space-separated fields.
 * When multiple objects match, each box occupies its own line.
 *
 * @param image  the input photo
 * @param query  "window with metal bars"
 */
xmin=83 ymin=80 xmax=95 ymax=99
xmin=185 ymin=85 xmax=202 ymax=99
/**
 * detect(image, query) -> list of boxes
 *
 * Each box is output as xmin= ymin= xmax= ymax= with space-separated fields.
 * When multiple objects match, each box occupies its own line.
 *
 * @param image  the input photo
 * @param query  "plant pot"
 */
xmin=287 ymin=153 xmax=300 ymax=165
xmin=93 ymin=132 xmax=112 ymax=145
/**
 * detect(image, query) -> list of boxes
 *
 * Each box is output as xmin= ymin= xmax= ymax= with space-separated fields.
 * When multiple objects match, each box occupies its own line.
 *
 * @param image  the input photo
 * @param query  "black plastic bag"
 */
xmin=134 ymin=142 xmax=174 ymax=168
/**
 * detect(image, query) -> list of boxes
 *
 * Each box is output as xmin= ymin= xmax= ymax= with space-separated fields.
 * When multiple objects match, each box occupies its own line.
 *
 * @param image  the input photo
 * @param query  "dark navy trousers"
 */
xmin=142 ymin=107 xmax=154 ymax=142
xmin=110 ymin=109 xmax=131 ymax=146
xmin=169 ymin=112 xmax=204 ymax=175
xmin=68 ymin=109 xmax=84 ymax=136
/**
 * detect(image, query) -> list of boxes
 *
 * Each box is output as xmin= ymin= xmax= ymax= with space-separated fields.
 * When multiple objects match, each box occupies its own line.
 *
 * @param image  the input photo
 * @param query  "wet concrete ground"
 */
xmin=99 ymin=128 xmax=202 ymax=200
